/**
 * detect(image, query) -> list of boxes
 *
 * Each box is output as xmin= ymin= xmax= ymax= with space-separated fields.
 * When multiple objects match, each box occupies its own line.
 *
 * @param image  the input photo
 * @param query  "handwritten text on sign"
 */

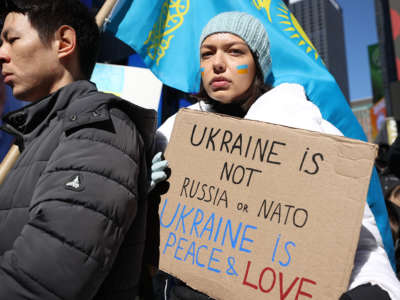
xmin=159 ymin=110 xmax=374 ymax=300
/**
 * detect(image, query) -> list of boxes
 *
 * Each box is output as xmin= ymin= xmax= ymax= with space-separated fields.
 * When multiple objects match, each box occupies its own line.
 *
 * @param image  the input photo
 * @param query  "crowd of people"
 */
xmin=0 ymin=0 xmax=399 ymax=299
xmin=377 ymin=135 xmax=400 ymax=279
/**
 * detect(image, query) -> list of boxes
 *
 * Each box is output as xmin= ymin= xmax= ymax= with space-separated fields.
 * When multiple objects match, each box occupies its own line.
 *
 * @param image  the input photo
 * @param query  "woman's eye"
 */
xmin=201 ymin=51 xmax=213 ymax=59
xmin=229 ymin=48 xmax=243 ymax=55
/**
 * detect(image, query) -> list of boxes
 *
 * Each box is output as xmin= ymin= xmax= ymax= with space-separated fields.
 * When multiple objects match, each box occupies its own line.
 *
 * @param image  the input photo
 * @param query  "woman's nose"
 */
xmin=212 ymin=52 xmax=226 ymax=73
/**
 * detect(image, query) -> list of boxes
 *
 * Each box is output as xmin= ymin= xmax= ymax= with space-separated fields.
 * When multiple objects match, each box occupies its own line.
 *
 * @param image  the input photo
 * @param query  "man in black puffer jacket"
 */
xmin=0 ymin=0 xmax=157 ymax=299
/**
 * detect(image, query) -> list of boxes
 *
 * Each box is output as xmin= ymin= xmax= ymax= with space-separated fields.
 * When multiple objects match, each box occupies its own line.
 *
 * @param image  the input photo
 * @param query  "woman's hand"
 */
xmin=149 ymin=152 xmax=170 ymax=194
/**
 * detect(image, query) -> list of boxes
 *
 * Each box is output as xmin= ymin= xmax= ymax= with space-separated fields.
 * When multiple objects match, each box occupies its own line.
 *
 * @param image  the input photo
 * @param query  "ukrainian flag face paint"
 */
xmin=200 ymin=33 xmax=256 ymax=105
xmin=237 ymin=64 xmax=249 ymax=74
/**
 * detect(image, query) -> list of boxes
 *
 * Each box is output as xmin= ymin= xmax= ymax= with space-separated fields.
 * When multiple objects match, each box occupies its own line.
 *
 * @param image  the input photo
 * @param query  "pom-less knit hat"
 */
xmin=200 ymin=11 xmax=272 ymax=81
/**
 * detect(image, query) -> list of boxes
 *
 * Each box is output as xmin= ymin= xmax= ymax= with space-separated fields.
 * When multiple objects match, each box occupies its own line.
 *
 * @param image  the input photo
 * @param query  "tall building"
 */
xmin=375 ymin=0 xmax=400 ymax=119
xmin=288 ymin=0 xmax=350 ymax=101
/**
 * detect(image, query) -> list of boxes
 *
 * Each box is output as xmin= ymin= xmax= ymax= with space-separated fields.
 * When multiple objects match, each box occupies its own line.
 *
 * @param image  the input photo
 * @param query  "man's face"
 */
xmin=0 ymin=13 xmax=61 ymax=101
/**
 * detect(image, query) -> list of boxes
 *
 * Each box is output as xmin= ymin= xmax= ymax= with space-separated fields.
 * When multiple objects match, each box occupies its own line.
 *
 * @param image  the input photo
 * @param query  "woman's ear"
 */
xmin=54 ymin=25 xmax=77 ymax=59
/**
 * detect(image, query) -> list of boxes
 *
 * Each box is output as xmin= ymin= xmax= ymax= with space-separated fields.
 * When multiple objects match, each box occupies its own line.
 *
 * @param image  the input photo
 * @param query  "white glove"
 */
xmin=149 ymin=152 xmax=169 ymax=192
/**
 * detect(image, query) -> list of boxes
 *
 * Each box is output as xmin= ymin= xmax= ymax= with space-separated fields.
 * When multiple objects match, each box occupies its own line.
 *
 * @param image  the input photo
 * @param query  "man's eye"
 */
xmin=8 ymin=37 xmax=18 ymax=44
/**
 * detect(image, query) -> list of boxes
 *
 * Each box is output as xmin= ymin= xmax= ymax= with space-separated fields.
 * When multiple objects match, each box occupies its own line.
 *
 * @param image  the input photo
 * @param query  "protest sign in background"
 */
xmin=91 ymin=63 xmax=162 ymax=110
xmin=159 ymin=109 xmax=377 ymax=300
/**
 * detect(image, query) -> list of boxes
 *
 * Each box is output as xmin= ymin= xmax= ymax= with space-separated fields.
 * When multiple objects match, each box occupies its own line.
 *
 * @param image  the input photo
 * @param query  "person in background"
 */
xmin=386 ymin=134 xmax=400 ymax=278
xmin=388 ymin=135 xmax=400 ymax=180
xmin=0 ymin=0 xmax=156 ymax=299
xmin=152 ymin=11 xmax=400 ymax=300
xmin=384 ymin=182 xmax=400 ymax=278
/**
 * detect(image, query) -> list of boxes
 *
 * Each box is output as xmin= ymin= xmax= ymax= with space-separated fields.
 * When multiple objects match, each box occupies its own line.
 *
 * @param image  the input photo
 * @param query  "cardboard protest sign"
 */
xmin=159 ymin=109 xmax=377 ymax=300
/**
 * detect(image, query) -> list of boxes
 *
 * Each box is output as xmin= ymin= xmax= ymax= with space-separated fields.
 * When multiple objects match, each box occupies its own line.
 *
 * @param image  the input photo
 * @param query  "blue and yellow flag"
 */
xmin=107 ymin=0 xmax=395 ymax=268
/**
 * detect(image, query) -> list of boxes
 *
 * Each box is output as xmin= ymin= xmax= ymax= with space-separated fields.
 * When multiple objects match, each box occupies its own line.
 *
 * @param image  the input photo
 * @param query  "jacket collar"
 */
xmin=2 ymin=80 xmax=97 ymax=143
xmin=2 ymin=80 xmax=157 ymax=157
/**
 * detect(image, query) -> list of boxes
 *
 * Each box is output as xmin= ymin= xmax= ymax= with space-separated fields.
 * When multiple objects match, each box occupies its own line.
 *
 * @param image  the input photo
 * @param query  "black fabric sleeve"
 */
xmin=340 ymin=284 xmax=391 ymax=300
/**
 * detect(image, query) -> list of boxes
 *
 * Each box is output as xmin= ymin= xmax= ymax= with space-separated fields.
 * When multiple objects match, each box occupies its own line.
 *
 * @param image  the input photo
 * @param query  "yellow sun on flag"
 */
xmin=276 ymin=3 xmax=319 ymax=60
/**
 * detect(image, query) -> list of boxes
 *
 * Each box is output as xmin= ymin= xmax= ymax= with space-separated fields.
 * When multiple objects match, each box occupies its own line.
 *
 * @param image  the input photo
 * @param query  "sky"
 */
xmin=335 ymin=0 xmax=378 ymax=102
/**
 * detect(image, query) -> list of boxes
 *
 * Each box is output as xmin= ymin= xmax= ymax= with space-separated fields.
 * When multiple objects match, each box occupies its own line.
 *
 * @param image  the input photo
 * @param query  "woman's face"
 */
xmin=200 ymin=33 xmax=256 ymax=105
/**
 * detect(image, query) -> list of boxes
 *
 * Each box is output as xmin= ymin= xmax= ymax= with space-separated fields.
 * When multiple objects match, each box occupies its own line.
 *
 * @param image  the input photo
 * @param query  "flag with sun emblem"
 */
xmin=106 ymin=0 xmax=395 ymax=267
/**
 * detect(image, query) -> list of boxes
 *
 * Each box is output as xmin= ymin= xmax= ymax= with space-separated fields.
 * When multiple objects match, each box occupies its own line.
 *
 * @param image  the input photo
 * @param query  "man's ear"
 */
xmin=54 ymin=25 xmax=77 ymax=59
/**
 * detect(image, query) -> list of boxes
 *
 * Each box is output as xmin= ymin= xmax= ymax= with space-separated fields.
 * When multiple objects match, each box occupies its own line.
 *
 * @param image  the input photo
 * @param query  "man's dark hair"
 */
xmin=1 ymin=0 xmax=100 ymax=79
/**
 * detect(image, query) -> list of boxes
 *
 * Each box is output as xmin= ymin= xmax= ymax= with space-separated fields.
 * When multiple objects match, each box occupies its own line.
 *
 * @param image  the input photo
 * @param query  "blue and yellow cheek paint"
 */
xmin=237 ymin=64 xmax=249 ymax=74
xmin=200 ymin=67 xmax=205 ymax=76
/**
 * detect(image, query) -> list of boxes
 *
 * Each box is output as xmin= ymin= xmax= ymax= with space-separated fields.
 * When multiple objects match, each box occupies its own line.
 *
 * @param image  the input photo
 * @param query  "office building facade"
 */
xmin=375 ymin=0 xmax=400 ymax=119
xmin=289 ymin=0 xmax=350 ymax=101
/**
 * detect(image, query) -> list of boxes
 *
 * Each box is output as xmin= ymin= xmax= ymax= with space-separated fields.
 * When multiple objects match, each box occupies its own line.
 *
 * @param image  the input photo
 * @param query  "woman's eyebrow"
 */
xmin=201 ymin=41 xmax=247 ymax=49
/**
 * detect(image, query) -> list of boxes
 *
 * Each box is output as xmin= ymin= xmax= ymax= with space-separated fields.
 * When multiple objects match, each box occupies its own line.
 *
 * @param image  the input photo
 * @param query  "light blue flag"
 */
xmin=107 ymin=0 xmax=395 ymax=268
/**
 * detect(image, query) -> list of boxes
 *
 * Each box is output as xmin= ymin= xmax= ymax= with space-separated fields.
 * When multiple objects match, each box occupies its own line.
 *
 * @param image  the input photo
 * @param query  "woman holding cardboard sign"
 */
xmin=152 ymin=12 xmax=399 ymax=300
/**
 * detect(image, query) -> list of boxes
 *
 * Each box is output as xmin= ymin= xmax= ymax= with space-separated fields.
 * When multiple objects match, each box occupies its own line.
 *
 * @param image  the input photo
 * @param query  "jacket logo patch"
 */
xmin=65 ymin=174 xmax=85 ymax=192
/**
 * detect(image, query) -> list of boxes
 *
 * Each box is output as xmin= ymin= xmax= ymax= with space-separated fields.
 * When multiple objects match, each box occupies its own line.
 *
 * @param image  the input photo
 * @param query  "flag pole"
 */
xmin=95 ymin=0 xmax=118 ymax=28
xmin=0 ymin=145 xmax=19 ymax=184
xmin=0 ymin=0 xmax=119 ymax=185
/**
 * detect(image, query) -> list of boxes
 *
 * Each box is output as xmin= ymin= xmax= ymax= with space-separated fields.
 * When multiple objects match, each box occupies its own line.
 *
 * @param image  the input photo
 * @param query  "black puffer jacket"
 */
xmin=0 ymin=80 xmax=156 ymax=299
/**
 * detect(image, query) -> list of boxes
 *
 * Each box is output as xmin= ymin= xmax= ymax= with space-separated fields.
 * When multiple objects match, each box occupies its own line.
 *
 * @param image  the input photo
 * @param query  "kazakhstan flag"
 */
xmin=106 ymin=0 xmax=395 ymax=268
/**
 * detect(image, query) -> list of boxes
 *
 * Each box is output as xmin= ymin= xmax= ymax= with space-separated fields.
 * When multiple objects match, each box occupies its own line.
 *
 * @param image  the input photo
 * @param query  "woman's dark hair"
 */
xmin=385 ymin=186 xmax=400 ymax=243
xmin=192 ymin=50 xmax=271 ymax=116
xmin=1 ymin=0 xmax=99 ymax=79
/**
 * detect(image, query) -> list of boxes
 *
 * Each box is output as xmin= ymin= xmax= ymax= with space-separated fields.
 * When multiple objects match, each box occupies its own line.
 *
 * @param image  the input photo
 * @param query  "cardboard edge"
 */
xmin=338 ymin=161 xmax=376 ymax=291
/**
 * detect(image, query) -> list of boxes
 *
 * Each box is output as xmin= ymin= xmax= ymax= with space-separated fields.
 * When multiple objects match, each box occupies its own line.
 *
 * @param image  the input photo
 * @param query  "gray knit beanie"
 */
xmin=200 ymin=12 xmax=272 ymax=81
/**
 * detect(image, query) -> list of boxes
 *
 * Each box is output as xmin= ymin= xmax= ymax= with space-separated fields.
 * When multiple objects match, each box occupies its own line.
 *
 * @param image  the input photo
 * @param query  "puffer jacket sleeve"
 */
xmin=0 ymin=106 xmax=145 ymax=299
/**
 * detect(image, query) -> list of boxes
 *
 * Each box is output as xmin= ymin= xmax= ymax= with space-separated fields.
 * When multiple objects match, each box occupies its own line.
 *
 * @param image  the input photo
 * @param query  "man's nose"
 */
xmin=0 ymin=45 xmax=10 ymax=64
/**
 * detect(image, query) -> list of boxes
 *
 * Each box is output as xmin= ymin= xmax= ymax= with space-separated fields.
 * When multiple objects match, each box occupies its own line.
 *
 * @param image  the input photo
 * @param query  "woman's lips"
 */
xmin=211 ymin=77 xmax=230 ymax=89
